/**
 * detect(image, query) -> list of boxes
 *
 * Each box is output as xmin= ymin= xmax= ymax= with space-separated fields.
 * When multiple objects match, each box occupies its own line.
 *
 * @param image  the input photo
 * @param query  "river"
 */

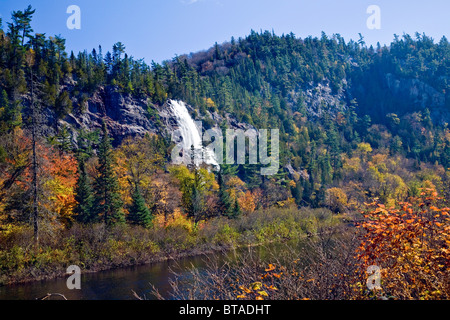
xmin=0 ymin=241 xmax=306 ymax=300
xmin=0 ymin=253 xmax=219 ymax=300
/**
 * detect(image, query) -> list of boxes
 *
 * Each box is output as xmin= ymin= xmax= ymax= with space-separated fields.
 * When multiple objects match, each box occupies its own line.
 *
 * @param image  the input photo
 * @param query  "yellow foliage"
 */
xmin=163 ymin=208 xmax=194 ymax=233
xmin=153 ymin=214 xmax=166 ymax=228
xmin=423 ymin=180 xmax=437 ymax=192
xmin=0 ymin=223 xmax=26 ymax=239
xmin=342 ymin=156 xmax=361 ymax=173
xmin=204 ymin=97 xmax=216 ymax=109
xmin=326 ymin=188 xmax=348 ymax=213
xmin=276 ymin=197 xmax=296 ymax=208
xmin=385 ymin=197 xmax=396 ymax=208
xmin=357 ymin=142 xmax=373 ymax=156
xmin=113 ymin=154 xmax=132 ymax=207
xmin=152 ymin=179 xmax=169 ymax=212
xmin=170 ymin=165 xmax=218 ymax=193
xmin=371 ymin=153 xmax=388 ymax=165
xmin=226 ymin=176 xmax=246 ymax=201
xmin=238 ymin=191 xmax=256 ymax=214
xmin=44 ymin=177 xmax=77 ymax=225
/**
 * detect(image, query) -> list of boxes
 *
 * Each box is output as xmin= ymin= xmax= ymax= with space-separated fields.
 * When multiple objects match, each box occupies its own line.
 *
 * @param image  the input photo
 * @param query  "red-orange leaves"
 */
xmin=356 ymin=188 xmax=450 ymax=300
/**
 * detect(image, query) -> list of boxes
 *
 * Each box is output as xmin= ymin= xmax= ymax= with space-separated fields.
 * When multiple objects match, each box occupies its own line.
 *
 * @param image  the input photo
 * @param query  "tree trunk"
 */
xmin=30 ymin=68 xmax=39 ymax=245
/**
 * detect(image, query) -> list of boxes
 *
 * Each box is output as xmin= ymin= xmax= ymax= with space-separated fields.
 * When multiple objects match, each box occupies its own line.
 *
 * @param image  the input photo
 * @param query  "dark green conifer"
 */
xmin=74 ymin=159 xmax=95 ymax=224
xmin=128 ymin=185 xmax=152 ymax=228
xmin=93 ymin=121 xmax=125 ymax=226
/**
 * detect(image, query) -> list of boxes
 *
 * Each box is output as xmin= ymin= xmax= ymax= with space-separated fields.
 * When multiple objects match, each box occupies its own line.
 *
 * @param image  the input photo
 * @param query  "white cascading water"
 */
xmin=169 ymin=100 xmax=219 ymax=168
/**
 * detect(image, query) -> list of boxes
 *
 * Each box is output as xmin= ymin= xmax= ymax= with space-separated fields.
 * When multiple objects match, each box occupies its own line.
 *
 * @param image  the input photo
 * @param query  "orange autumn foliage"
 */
xmin=1 ymin=129 xmax=78 ymax=229
xmin=154 ymin=208 xmax=194 ymax=232
xmin=238 ymin=190 xmax=256 ymax=214
xmin=36 ymin=144 xmax=78 ymax=227
xmin=356 ymin=187 xmax=450 ymax=300
xmin=17 ymin=142 xmax=78 ymax=227
xmin=236 ymin=264 xmax=283 ymax=300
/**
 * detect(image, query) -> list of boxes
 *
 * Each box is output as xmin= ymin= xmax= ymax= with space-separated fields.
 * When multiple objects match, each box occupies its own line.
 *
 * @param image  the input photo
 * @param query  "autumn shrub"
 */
xmin=0 ymin=245 xmax=26 ymax=272
xmin=254 ymin=219 xmax=296 ymax=243
xmin=29 ymin=247 xmax=69 ymax=269
xmin=61 ymin=223 xmax=161 ymax=269
xmin=213 ymin=223 xmax=240 ymax=246
xmin=326 ymin=187 xmax=348 ymax=213
xmin=164 ymin=209 xmax=195 ymax=233
xmin=0 ymin=241 xmax=74 ymax=285
xmin=197 ymin=217 xmax=232 ymax=244
xmin=354 ymin=187 xmax=450 ymax=300
xmin=0 ymin=225 xmax=33 ymax=251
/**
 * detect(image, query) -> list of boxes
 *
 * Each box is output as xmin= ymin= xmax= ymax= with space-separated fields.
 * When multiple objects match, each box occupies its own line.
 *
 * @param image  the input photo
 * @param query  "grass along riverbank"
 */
xmin=0 ymin=206 xmax=345 ymax=286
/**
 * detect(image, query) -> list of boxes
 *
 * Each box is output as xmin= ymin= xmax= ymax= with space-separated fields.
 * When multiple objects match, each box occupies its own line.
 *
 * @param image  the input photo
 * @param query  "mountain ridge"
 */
xmin=1 ymin=16 xmax=450 ymax=200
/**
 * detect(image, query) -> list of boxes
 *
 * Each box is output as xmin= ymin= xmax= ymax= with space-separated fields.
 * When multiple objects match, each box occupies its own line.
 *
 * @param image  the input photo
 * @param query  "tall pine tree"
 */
xmin=74 ymin=159 xmax=95 ymax=224
xmin=0 ymin=89 xmax=22 ymax=133
xmin=188 ymin=168 xmax=204 ymax=222
xmin=93 ymin=121 xmax=125 ymax=226
xmin=128 ymin=185 xmax=152 ymax=228
xmin=217 ymin=169 xmax=233 ymax=217
xmin=232 ymin=197 xmax=242 ymax=219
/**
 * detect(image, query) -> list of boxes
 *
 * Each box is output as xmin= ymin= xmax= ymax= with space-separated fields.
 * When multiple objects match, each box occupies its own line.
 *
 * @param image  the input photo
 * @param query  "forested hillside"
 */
xmin=0 ymin=6 xmax=449 ymax=298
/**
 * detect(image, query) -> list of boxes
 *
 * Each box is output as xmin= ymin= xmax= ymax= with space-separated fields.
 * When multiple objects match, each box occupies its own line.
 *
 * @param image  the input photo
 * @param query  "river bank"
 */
xmin=0 ymin=249 xmax=232 ymax=300
xmin=1 ymin=243 xmax=232 ymax=287
xmin=0 ymin=207 xmax=343 ymax=287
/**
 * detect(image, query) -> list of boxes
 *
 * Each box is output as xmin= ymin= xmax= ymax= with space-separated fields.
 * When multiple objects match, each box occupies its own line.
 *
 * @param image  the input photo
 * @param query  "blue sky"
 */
xmin=0 ymin=0 xmax=449 ymax=64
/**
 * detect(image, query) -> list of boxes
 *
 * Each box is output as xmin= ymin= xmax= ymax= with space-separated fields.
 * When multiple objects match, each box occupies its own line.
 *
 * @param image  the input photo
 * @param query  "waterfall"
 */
xmin=169 ymin=100 xmax=219 ymax=169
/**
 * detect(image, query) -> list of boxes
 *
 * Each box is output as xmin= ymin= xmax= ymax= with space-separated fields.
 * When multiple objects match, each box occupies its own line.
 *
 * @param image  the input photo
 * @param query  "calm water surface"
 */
xmin=0 ymin=242 xmax=302 ymax=300
xmin=0 ymin=254 xmax=216 ymax=300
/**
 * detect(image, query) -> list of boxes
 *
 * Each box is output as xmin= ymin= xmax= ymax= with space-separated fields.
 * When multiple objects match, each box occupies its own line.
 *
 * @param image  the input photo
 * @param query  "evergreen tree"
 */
xmin=291 ymin=180 xmax=304 ymax=207
xmin=241 ymin=163 xmax=262 ymax=189
xmin=232 ymin=197 xmax=242 ymax=219
xmin=55 ymin=125 xmax=72 ymax=153
xmin=218 ymin=169 xmax=233 ymax=217
xmin=0 ymin=89 xmax=9 ymax=134
xmin=302 ymin=177 xmax=313 ymax=206
xmin=0 ymin=90 xmax=22 ymax=133
xmin=188 ymin=168 xmax=204 ymax=222
xmin=76 ymin=128 xmax=99 ymax=161
xmin=8 ymin=5 xmax=35 ymax=48
xmin=128 ymin=185 xmax=152 ymax=228
xmin=74 ymin=159 xmax=95 ymax=224
xmin=220 ymin=163 xmax=239 ymax=176
xmin=93 ymin=121 xmax=125 ymax=226
xmin=54 ymin=90 xmax=73 ymax=121
xmin=314 ymin=185 xmax=326 ymax=208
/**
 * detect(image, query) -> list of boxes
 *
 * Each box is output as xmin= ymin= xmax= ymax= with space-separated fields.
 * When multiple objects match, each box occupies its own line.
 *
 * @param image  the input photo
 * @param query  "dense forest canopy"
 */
xmin=1 ymin=6 xmax=450 ymax=216
xmin=0 ymin=5 xmax=449 ymax=205
xmin=0 ymin=6 xmax=449 ymax=300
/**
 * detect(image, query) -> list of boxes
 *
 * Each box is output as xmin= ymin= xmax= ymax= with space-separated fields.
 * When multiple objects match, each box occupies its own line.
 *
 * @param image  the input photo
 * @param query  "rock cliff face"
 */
xmin=60 ymin=86 xmax=158 ymax=146
xmin=385 ymin=73 xmax=445 ymax=109
xmin=302 ymin=80 xmax=348 ymax=117
xmin=58 ymin=86 xmax=255 ymax=148
xmin=55 ymin=72 xmax=447 ymax=149
xmin=383 ymin=73 xmax=449 ymax=124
